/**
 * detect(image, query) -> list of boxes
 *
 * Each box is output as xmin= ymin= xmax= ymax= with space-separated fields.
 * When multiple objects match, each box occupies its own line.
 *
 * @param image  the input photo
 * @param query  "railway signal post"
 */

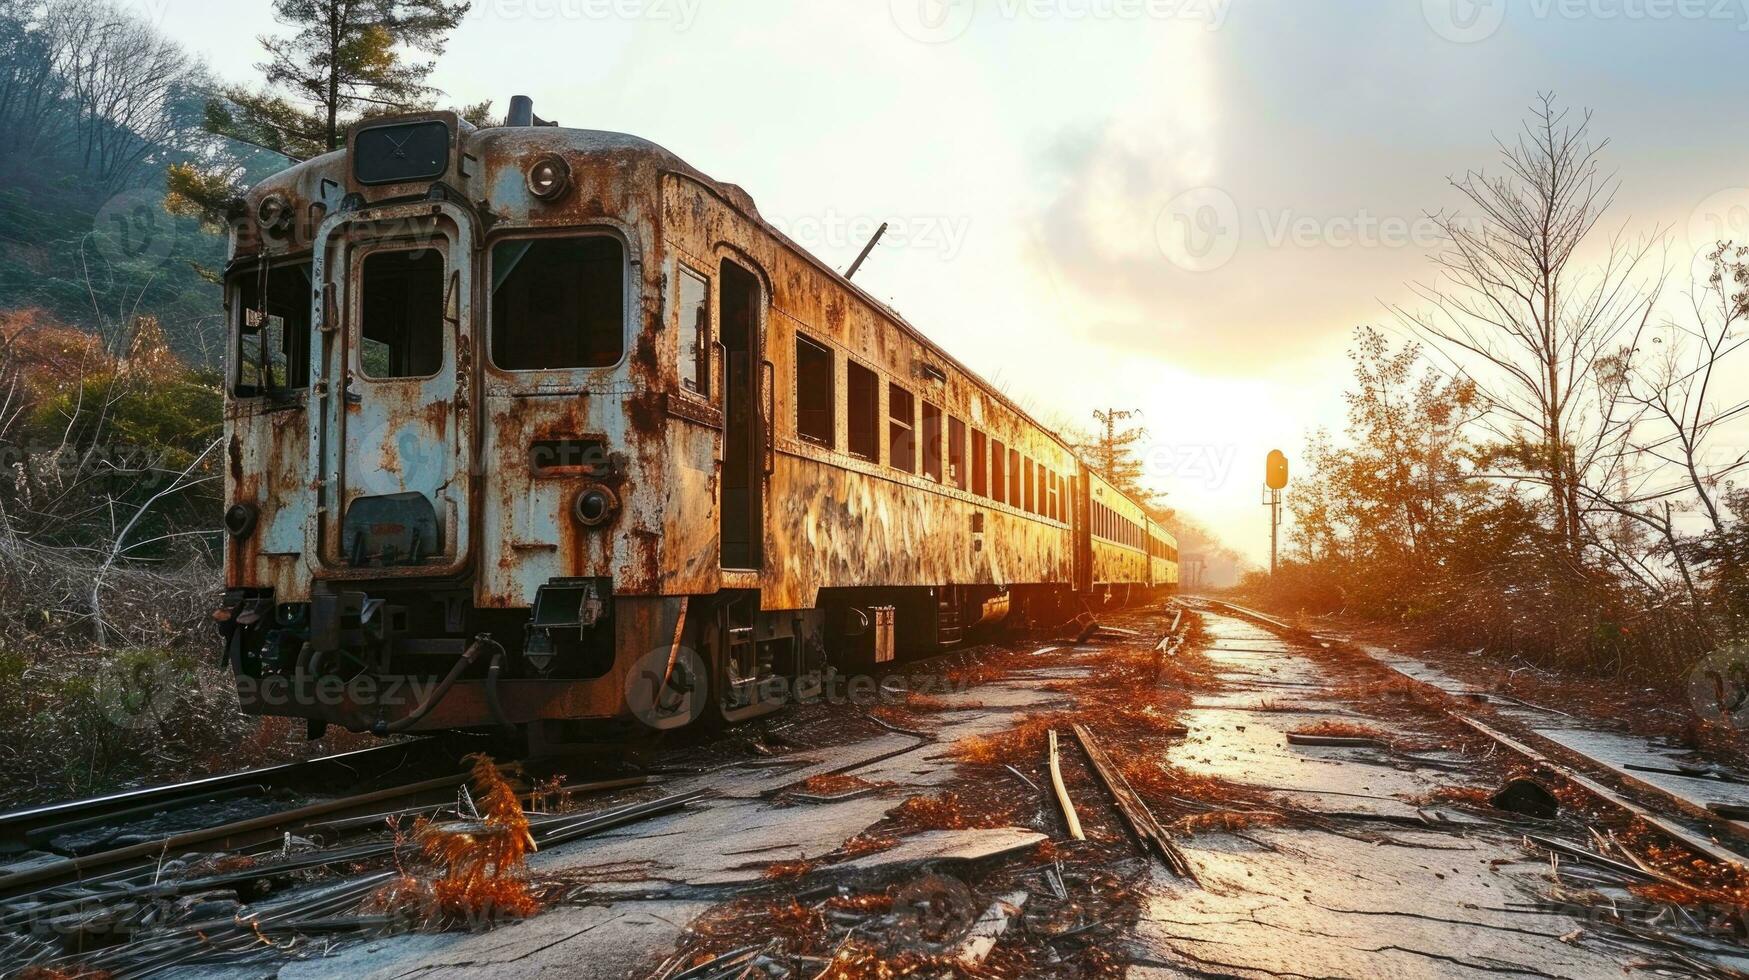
xmin=1264 ymin=450 xmax=1288 ymax=575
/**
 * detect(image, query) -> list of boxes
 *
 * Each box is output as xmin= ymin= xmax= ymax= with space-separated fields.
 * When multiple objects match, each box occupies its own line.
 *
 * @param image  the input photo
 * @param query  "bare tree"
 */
xmin=1579 ymin=243 xmax=1749 ymax=616
xmin=1398 ymin=94 xmax=1663 ymax=562
xmin=0 ymin=1 xmax=202 ymax=189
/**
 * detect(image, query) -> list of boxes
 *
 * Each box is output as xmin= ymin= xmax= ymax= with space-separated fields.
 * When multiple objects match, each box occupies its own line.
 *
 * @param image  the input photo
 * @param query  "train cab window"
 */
xmin=948 ymin=416 xmax=967 ymax=490
xmin=889 ymin=383 xmax=916 ymax=474
xmin=234 ymin=262 xmax=312 ymax=395
xmin=677 ymin=265 xmax=709 ymax=395
xmin=847 ymin=361 xmax=879 ymax=461
xmin=795 ymin=334 xmax=834 ymax=447
xmin=990 ymin=439 xmax=1006 ymax=502
xmin=490 ymin=235 xmax=624 ymax=371
xmin=921 ymin=401 xmax=942 ymax=482
xmin=971 ymin=431 xmax=988 ymax=496
xmin=360 ymin=249 xmax=444 ymax=378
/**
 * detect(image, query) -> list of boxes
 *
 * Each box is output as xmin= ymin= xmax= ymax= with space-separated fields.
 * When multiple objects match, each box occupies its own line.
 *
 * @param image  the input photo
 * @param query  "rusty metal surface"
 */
xmin=223 ymin=113 xmax=1174 ymax=617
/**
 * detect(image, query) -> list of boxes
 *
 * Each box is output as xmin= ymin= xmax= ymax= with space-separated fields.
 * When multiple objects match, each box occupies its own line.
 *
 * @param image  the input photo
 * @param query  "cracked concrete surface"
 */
xmin=1126 ymin=616 xmax=1658 ymax=979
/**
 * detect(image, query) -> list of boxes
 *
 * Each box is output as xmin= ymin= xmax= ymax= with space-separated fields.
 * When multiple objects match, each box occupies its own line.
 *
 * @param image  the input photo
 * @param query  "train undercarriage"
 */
xmin=214 ymin=579 xmax=1122 ymax=745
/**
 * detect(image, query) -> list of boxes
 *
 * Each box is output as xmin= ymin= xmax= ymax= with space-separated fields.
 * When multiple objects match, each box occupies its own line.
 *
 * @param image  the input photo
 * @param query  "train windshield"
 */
xmin=490 ymin=235 xmax=624 ymax=370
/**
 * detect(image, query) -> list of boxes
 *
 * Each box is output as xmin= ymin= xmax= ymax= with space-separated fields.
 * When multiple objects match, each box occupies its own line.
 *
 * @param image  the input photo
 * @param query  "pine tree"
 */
xmin=168 ymin=0 xmax=471 ymax=227
xmin=243 ymin=0 xmax=471 ymax=155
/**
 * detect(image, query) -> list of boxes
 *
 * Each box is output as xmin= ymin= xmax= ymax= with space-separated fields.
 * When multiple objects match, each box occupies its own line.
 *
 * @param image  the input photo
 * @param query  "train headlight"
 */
xmin=224 ymin=503 xmax=259 ymax=539
xmin=572 ymin=486 xmax=618 ymax=528
xmin=257 ymin=194 xmax=294 ymax=237
xmin=526 ymin=155 xmax=571 ymax=200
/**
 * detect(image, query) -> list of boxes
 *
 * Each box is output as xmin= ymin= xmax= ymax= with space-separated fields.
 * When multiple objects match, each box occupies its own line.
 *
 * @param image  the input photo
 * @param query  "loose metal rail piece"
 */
xmin=1070 ymin=723 xmax=1197 ymax=883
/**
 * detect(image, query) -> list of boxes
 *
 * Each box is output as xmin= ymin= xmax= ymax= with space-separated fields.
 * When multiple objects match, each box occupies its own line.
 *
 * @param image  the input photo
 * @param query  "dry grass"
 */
xmin=1169 ymin=810 xmax=1287 ymax=836
xmin=884 ymin=792 xmax=1010 ymax=834
xmin=950 ymin=712 xmax=1067 ymax=766
xmin=833 ymin=831 xmax=899 ymax=860
xmin=1407 ymin=785 xmax=1498 ymax=808
xmin=367 ymin=754 xmax=541 ymax=927
xmin=796 ymin=773 xmax=882 ymax=797
xmin=1291 ymin=720 xmax=1392 ymax=741
xmin=761 ymin=859 xmax=815 ymax=880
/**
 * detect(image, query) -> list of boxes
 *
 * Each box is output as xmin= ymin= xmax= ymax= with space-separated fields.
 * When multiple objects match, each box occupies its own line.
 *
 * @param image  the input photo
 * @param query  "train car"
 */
xmin=212 ymin=99 xmax=1176 ymax=742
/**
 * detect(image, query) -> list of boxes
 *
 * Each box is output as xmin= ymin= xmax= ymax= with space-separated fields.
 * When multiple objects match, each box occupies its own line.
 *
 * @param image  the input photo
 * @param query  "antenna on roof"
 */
xmin=844 ymin=222 xmax=888 ymax=280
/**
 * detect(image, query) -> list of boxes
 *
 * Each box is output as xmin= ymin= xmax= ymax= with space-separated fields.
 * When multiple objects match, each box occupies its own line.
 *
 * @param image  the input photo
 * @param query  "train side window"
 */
xmin=490 ymin=235 xmax=624 ymax=370
xmin=234 ymin=262 xmax=313 ymax=395
xmin=1048 ymin=472 xmax=1058 ymax=521
xmin=1008 ymin=449 xmax=1021 ymax=511
xmin=361 ymin=248 xmax=444 ymax=378
xmin=795 ymin=333 xmax=834 ymax=447
xmin=889 ymin=383 xmax=916 ymax=474
xmin=920 ymin=401 xmax=942 ymax=482
xmin=948 ymin=416 xmax=967 ymax=490
xmin=971 ymin=430 xmax=987 ymax=496
xmin=1023 ymin=458 xmax=1035 ymax=513
xmin=677 ymin=265 xmax=710 ymax=395
xmin=847 ymin=361 xmax=879 ymax=461
xmin=991 ymin=439 xmax=1006 ymax=502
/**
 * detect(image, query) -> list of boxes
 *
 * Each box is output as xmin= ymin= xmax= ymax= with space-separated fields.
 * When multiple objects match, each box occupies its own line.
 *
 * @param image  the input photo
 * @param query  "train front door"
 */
xmin=312 ymin=203 xmax=475 ymax=577
xmin=719 ymin=259 xmax=765 ymax=570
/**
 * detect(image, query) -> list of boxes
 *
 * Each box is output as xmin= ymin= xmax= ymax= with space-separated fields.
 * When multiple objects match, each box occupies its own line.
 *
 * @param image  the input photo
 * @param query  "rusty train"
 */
xmin=213 ymin=97 xmax=1177 ymax=742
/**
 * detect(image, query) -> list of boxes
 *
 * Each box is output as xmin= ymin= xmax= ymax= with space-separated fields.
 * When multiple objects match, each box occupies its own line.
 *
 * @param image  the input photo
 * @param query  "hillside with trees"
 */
xmin=0 ymin=0 xmax=476 ymax=802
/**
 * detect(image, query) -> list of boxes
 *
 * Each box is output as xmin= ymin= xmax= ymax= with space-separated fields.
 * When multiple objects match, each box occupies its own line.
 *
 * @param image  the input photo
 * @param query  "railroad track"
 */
xmin=1183 ymin=595 xmax=1749 ymax=867
xmin=0 ymin=739 xmax=436 ymax=855
xmin=0 ymin=617 xmax=1154 ymax=977
xmin=0 ymin=732 xmax=703 ymax=978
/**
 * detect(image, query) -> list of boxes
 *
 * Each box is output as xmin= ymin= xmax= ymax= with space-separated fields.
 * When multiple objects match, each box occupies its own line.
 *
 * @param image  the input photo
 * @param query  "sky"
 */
xmin=138 ymin=0 xmax=1749 ymax=565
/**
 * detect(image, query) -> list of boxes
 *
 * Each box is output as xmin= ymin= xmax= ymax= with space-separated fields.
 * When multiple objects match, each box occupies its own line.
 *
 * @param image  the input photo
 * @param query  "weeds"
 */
xmin=368 ymin=755 xmax=541 ymax=928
